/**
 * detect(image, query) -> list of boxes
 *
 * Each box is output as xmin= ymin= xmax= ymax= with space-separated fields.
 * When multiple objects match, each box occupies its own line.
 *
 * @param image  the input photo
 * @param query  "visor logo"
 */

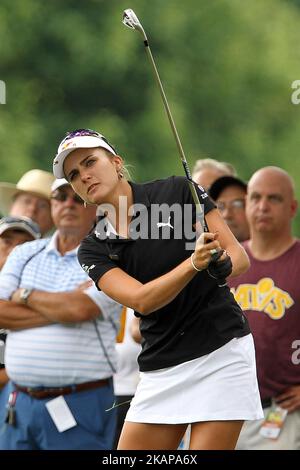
xmin=62 ymin=140 xmax=77 ymax=150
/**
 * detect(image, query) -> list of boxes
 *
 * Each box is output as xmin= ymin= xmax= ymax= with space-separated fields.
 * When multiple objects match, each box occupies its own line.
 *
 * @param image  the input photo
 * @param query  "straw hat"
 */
xmin=0 ymin=169 xmax=55 ymax=216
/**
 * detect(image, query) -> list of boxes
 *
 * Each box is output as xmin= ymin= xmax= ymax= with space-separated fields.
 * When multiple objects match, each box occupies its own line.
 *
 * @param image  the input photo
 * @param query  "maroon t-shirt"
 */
xmin=229 ymin=240 xmax=300 ymax=400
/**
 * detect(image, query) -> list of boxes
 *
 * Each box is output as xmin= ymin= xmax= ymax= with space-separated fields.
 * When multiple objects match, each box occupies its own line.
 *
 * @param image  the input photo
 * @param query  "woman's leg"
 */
xmin=117 ymin=422 xmax=187 ymax=450
xmin=189 ymin=421 xmax=244 ymax=450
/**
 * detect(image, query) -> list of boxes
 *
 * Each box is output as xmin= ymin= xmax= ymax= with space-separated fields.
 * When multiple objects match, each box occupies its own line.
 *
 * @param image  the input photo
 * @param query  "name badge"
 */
xmin=259 ymin=405 xmax=288 ymax=440
xmin=46 ymin=395 xmax=77 ymax=433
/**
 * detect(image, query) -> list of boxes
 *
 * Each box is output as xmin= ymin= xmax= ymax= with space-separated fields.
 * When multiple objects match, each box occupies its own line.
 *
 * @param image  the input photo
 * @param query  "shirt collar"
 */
xmin=95 ymin=180 xmax=151 ymax=225
xmin=45 ymin=231 xmax=78 ymax=256
xmin=105 ymin=219 xmax=117 ymax=237
xmin=128 ymin=181 xmax=151 ymax=214
xmin=94 ymin=181 xmax=151 ymax=242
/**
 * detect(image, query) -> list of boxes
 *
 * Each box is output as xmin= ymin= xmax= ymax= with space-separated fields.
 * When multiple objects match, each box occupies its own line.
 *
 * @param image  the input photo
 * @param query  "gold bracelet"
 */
xmin=190 ymin=253 xmax=202 ymax=272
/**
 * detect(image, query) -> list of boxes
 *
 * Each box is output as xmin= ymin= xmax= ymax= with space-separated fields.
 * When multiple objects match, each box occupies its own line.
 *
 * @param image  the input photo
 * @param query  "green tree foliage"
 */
xmin=0 ymin=0 xmax=299 ymax=230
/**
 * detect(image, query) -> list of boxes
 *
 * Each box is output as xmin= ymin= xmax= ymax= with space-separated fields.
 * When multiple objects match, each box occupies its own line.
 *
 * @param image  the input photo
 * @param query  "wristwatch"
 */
xmin=20 ymin=288 xmax=33 ymax=305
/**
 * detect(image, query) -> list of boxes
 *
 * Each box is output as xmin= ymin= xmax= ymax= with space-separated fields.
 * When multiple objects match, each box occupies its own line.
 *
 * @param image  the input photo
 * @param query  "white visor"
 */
xmin=53 ymin=135 xmax=117 ymax=179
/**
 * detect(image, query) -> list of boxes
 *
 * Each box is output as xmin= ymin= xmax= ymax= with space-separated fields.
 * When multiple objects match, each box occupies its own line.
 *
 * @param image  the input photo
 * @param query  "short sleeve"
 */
xmin=172 ymin=176 xmax=216 ymax=224
xmin=83 ymin=285 xmax=122 ymax=320
xmin=78 ymin=235 xmax=118 ymax=289
xmin=193 ymin=182 xmax=216 ymax=214
xmin=0 ymin=239 xmax=49 ymax=300
xmin=0 ymin=245 xmax=28 ymax=300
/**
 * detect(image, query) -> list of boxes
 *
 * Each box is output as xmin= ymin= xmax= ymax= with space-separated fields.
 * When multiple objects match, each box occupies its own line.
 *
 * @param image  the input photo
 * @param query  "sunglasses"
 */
xmin=60 ymin=128 xmax=117 ymax=154
xmin=51 ymin=190 xmax=84 ymax=205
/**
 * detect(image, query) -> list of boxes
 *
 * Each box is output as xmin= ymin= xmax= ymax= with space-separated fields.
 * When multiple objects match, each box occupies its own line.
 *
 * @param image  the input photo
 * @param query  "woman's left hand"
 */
xmin=207 ymin=252 xmax=233 ymax=280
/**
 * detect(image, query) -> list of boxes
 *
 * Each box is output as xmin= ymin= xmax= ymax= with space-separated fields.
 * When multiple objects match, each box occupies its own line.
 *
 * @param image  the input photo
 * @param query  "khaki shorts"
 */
xmin=236 ymin=405 xmax=300 ymax=450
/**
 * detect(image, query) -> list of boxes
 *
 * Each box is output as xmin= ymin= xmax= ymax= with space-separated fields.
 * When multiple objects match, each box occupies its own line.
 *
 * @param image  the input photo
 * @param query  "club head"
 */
xmin=122 ymin=9 xmax=147 ymax=40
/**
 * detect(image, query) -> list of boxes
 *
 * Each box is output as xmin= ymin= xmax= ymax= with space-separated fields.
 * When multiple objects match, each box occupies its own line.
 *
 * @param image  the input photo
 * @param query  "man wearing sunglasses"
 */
xmin=0 ymin=169 xmax=55 ymax=237
xmin=0 ymin=179 xmax=122 ymax=450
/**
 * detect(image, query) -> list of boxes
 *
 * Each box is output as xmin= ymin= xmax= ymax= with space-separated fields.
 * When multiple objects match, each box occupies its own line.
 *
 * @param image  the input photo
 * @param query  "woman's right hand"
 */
xmin=192 ymin=232 xmax=222 ymax=271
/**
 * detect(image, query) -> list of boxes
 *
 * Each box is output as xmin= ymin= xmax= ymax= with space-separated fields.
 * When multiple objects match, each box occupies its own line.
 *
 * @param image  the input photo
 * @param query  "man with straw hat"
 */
xmin=0 ymin=170 xmax=55 ymax=236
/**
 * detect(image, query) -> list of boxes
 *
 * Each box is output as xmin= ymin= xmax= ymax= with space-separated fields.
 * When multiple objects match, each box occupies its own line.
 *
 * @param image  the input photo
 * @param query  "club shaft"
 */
xmin=143 ymin=41 xmax=205 ymax=230
xmin=135 ymin=19 xmax=225 ymax=287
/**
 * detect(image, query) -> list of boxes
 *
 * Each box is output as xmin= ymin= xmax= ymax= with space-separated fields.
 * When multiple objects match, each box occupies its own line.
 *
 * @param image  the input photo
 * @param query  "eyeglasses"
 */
xmin=51 ymin=190 xmax=84 ymax=205
xmin=217 ymin=199 xmax=245 ymax=212
xmin=60 ymin=128 xmax=117 ymax=154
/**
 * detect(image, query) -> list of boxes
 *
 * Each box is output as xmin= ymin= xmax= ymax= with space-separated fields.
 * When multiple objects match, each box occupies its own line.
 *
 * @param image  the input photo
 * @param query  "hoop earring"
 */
xmin=84 ymin=201 xmax=87 ymax=208
xmin=118 ymin=171 xmax=124 ymax=179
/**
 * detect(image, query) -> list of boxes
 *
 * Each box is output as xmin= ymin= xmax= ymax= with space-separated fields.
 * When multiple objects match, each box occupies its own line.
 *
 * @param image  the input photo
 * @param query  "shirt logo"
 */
xmin=231 ymin=277 xmax=294 ymax=320
xmin=156 ymin=216 xmax=174 ymax=229
xmin=81 ymin=264 xmax=95 ymax=274
xmin=197 ymin=185 xmax=208 ymax=199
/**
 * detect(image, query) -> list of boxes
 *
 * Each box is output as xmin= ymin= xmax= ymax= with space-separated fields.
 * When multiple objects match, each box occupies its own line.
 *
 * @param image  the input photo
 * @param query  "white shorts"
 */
xmin=126 ymin=334 xmax=263 ymax=424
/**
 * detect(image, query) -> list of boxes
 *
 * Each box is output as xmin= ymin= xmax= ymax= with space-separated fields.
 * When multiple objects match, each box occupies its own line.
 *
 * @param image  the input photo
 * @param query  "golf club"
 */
xmin=122 ymin=8 xmax=206 ymax=233
xmin=122 ymin=9 xmax=227 ymax=285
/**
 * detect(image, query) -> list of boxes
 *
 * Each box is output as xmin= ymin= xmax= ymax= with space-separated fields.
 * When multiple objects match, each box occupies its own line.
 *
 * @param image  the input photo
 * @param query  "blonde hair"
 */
xmin=103 ymin=149 xmax=132 ymax=180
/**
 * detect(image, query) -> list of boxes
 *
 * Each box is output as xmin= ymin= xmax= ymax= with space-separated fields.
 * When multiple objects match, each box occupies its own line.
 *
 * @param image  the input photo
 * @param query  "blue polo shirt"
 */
xmin=0 ymin=232 xmax=122 ymax=386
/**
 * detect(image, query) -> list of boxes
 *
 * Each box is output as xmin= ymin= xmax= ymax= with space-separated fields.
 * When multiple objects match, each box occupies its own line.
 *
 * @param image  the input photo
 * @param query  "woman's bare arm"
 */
xmin=98 ymin=233 xmax=221 ymax=315
xmin=205 ymin=208 xmax=250 ymax=277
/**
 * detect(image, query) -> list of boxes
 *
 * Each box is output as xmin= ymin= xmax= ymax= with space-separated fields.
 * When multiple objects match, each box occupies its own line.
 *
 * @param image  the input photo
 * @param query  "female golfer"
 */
xmin=53 ymin=129 xmax=263 ymax=450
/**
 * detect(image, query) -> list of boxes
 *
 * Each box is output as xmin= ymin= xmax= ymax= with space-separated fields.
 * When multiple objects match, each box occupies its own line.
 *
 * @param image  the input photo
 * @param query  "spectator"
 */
xmin=0 ymin=169 xmax=55 ymax=236
xmin=0 ymin=216 xmax=41 ymax=270
xmin=0 ymin=217 xmax=41 ymax=388
xmin=192 ymin=158 xmax=236 ymax=190
xmin=209 ymin=176 xmax=250 ymax=242
xmin=0 ymin=178 xmax=122 ymax=450
xmin=229 ymin=166 xmax=300 ymax=450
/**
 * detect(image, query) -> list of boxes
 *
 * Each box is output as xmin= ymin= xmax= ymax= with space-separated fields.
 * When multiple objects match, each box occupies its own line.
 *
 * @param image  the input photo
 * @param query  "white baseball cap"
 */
xmin=51 ymin=178 xmax=70 ymax=192
xmin=53 ymin=129 xmax=117 ymax=179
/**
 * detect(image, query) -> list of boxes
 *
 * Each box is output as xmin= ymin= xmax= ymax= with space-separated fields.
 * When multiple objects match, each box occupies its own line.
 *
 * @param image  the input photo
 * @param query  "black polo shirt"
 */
xmin=78 ymin=176 xmax=250 ymax=372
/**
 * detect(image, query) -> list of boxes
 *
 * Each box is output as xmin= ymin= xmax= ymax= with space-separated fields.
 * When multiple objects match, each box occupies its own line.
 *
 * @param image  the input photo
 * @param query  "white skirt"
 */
xmin=126 ymin=334 xmax=263 ymax=424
